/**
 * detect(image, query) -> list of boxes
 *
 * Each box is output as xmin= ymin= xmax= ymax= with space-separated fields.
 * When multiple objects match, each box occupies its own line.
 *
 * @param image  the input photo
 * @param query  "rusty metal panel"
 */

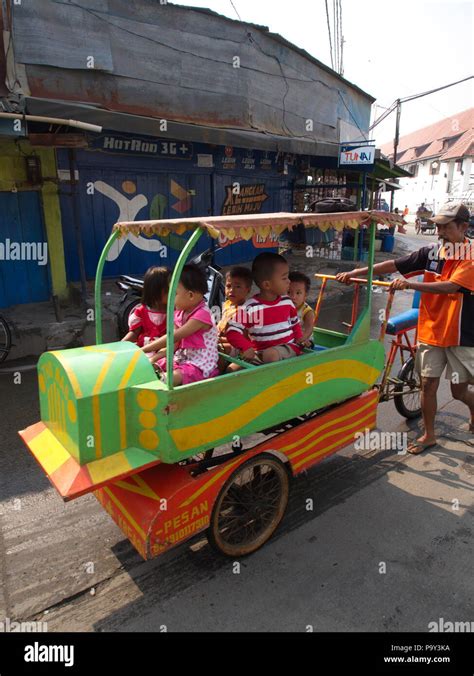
xmin=28 ymin=133 xmax=88 ymax=147
xmin=10 ymin=0 xmax=371 ymax=142
xmin=12 ymin=0 xmax=113 ymax=71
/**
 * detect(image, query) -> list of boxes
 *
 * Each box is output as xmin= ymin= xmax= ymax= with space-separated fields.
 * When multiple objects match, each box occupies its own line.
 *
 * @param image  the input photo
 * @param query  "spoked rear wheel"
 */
xmin=394 ymin=356 xmax=422 ymax=419
xmin=208 ymin=453 xmax=290 ymax=557
xmin=0 ymin=316 xmax=11 ymax=364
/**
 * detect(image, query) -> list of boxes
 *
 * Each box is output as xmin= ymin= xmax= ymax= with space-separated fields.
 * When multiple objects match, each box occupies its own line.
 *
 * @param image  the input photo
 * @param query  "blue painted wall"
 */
xmin=0 ymin=191 xmax=50 ymax=308
xmin=57 ymin=134 xmax=297 ymax=280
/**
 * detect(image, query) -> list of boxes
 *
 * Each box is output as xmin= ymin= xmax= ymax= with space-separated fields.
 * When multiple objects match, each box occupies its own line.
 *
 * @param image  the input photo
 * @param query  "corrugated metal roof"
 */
xmin=170 ymin=2 xmax=376 ymax=102
xmin=4 ymin=0 xmax=372 ymax=147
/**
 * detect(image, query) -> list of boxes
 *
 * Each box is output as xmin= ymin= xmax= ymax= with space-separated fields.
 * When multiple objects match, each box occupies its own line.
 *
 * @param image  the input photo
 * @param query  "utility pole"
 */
xmin=390 ymin=99 xmax=402 ymax=211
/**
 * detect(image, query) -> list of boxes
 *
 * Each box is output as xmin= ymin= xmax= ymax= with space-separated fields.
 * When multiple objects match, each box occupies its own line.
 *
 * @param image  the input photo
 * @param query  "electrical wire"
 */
xmin=324 ymin=0 xmax=335 ymax=71
xmin=229 ymin=0 xmax=242 ymax=21
xmin=369 ymin=75 xmax=473 ymax=131
xmin=338 ymin=0 xmax=344 ymax=75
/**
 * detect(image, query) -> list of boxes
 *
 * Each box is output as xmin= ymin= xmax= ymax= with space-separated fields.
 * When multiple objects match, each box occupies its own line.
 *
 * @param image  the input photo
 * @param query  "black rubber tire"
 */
xmin=0 ymin=316 xmax=12 ymax=364
xmin=394 ymin=356 xmax=422 ymax=419
xmin=208 ymin=453 xmax=290 ymax=558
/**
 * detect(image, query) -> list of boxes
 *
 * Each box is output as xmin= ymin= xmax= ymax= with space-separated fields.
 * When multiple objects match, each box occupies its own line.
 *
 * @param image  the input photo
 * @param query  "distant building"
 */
xmin=380 ymin=108 xmax=473 ymax=212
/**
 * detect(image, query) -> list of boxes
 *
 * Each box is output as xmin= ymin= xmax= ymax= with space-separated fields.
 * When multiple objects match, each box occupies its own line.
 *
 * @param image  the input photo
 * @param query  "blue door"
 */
xmin=0 ymin=191 xmax=50 ymax=308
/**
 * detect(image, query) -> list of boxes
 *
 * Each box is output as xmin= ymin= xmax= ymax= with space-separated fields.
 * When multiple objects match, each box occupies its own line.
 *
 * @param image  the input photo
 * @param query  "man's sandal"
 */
xmin=406 ymin=440 xmax=437 ymax=455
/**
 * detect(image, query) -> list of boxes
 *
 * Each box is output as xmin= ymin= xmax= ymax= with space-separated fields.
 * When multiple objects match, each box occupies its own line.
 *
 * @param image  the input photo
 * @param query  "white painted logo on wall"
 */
xmin=94 ymin=180 xmax=167 ymax=261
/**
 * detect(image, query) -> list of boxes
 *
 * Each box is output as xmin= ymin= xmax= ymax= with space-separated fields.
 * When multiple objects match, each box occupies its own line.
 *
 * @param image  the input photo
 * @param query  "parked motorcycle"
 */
xmin=116 ymin=247 xmax=225 ymax=337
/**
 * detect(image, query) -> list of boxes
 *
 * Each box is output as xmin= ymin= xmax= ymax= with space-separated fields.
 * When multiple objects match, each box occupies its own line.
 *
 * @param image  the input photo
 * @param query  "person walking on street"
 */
xmin=336 ymin=203 xmax=474 ymax=454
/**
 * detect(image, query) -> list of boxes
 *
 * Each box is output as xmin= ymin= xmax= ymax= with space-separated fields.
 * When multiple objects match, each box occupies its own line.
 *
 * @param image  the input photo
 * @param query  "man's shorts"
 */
xmin=415 ymin=343 xmax=474 ymax=384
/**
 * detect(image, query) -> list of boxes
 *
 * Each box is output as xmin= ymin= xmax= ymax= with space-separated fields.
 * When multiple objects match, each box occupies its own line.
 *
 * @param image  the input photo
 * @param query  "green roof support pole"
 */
xmin=347 ymin=219 xmax=376 ymax=345
xmin=166 ymin=227 xmax=204 ymax=389
xmin=353 ymin=173 xmax=364 ymax=261
xmin=95 ymin=230 xmax=120 ymax=344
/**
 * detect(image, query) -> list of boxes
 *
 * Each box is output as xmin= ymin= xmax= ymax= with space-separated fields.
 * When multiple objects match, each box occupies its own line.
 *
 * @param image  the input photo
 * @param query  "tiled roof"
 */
xmin=380 ymin=108 xmax=473 ymax=164
xmin=442 ymin=129 xmax=474 ymax=160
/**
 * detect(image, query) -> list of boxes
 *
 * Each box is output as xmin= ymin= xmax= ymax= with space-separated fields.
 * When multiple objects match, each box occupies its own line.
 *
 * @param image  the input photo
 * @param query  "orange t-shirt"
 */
xmin=395 ymin=241 xmax=474 ymax=347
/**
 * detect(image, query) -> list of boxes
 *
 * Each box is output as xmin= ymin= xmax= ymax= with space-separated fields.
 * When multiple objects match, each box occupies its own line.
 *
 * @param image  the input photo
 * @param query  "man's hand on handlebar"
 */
xmin=335 ymin=271 xmax=359 ymax=285
xmin=390 ymin=278 xmax=410 ymax=291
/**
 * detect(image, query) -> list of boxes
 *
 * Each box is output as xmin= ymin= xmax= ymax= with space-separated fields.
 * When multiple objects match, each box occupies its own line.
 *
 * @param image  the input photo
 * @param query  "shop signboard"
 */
xmin=339 ymin=144 xmax=375 ymax=171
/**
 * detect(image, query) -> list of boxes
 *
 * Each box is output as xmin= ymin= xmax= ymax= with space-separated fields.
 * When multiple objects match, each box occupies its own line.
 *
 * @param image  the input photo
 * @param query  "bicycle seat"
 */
xmin=386 ymin=308 xmax=419 ymax=335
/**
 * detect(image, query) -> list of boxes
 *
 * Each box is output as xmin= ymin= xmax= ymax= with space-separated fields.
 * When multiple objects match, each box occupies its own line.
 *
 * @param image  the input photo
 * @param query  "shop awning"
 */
xmin=25 ymin=96 xmax=340 ymax=157
xmin=372 ymin=158 xmax=413 ymax=180
xmin=113 ymin=210 xmax=404 ymax=241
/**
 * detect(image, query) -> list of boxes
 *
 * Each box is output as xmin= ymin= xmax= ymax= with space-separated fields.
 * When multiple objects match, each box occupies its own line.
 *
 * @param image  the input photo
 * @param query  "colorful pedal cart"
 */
xmin=20 ymin=210 xmax=406 ymax=559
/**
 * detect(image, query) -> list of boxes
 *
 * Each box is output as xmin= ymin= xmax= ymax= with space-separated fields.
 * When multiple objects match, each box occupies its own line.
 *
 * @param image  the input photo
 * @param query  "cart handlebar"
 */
xmin=315 ymin=273 xmax=392 ymax=288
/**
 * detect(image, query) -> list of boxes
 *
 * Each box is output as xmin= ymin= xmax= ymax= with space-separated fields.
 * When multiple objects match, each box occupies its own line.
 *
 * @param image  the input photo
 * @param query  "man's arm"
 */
xmin=391 ymin=278 xmax=461 ymax=294
xmin=336 ymin=260 xmax=397 ymax=284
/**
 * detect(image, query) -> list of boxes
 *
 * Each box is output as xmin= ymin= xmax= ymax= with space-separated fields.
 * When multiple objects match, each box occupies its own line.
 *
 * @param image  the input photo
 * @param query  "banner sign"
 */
xmin=221 ymin=183 xmax=269 ymax=215
xmin=90 ymin=133 xmax=194 ymax=160
xmin=339 ymin=144 xmax=375 ymax=170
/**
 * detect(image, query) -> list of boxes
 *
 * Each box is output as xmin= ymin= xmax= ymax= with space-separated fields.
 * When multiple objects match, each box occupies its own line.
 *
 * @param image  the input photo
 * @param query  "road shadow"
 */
xmin=91 ymin=420 xmax=473 ymax=632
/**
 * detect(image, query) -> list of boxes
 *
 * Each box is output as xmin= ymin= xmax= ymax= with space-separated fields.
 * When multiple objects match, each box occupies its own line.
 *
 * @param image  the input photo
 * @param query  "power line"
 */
xmin=229 ymin=0 xmax=242 ymax=22
xmin=369 ymin=75 xmax=473 ymax=131
xmin=324 ymin=0 xmax=334 ymax=70
xmin=339 ymin=0 xmax=344 ymax=75
xmin=399 ymin=75 xmax=473 ymax=104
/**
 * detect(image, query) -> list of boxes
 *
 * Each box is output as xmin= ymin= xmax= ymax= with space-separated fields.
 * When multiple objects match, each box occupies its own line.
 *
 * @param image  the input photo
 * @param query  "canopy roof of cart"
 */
xmin=113 ymin=210 xmax=404 ymax=241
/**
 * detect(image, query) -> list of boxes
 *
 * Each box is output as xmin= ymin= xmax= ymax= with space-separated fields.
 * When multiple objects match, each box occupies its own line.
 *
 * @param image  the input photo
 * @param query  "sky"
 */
xmin=179 ymin=0 xmax=473 ymax=149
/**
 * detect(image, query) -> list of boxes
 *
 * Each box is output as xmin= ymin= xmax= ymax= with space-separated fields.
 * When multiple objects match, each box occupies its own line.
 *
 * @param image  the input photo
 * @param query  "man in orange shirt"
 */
xmin=337 ymin=203 xmax=473 ymax=454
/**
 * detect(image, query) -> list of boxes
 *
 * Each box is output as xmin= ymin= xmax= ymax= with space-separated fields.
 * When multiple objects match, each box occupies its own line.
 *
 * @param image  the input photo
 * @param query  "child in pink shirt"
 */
xmin=122 ymin=267 xmax=170 ymax=361
xmin=143 ymin=264 xmax=219 ymax=386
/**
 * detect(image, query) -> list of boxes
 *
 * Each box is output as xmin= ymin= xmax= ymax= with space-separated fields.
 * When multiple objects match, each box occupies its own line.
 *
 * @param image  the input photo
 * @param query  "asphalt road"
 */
xmin=0 ymin=229 xmax=472 ymax=632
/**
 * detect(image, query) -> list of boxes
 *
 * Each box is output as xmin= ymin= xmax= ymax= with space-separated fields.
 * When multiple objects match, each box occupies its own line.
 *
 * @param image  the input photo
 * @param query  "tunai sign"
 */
xmin=339 ymin=144 xmax=375 ymax=170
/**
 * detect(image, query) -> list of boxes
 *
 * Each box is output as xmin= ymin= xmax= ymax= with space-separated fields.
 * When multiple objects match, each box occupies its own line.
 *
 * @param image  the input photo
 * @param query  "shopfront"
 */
xmin=57 ymin=133 xmax=297 ymax=281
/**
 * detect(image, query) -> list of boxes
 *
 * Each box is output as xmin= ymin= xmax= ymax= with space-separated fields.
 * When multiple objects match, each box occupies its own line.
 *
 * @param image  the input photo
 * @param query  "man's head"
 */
xmin=430 ymin=203 xmax=470 ymax=243
xmin=252 ymin=253 xmax=290 ymax=296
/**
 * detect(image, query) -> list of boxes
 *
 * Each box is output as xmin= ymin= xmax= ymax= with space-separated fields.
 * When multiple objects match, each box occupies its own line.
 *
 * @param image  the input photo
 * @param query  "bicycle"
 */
xmin=378 ymin=290 xmax=421 ymax=419
xmin=0 ymin=314 xmax=12 ymax=364
xmin=314 ymin=275 xmax=422 ymax=419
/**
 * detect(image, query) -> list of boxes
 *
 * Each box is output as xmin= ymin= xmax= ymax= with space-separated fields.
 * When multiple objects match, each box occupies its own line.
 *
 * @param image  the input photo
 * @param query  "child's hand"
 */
xmin=241 ymin=347 xmax=256 ymax=361
xmin=218 ymin=335 xmax=229 ymax=350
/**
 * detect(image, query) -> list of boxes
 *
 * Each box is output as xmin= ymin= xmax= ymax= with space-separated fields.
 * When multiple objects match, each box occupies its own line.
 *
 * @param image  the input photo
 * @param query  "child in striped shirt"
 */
xmin=226 ymin=253 xmax=303 ymax=364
